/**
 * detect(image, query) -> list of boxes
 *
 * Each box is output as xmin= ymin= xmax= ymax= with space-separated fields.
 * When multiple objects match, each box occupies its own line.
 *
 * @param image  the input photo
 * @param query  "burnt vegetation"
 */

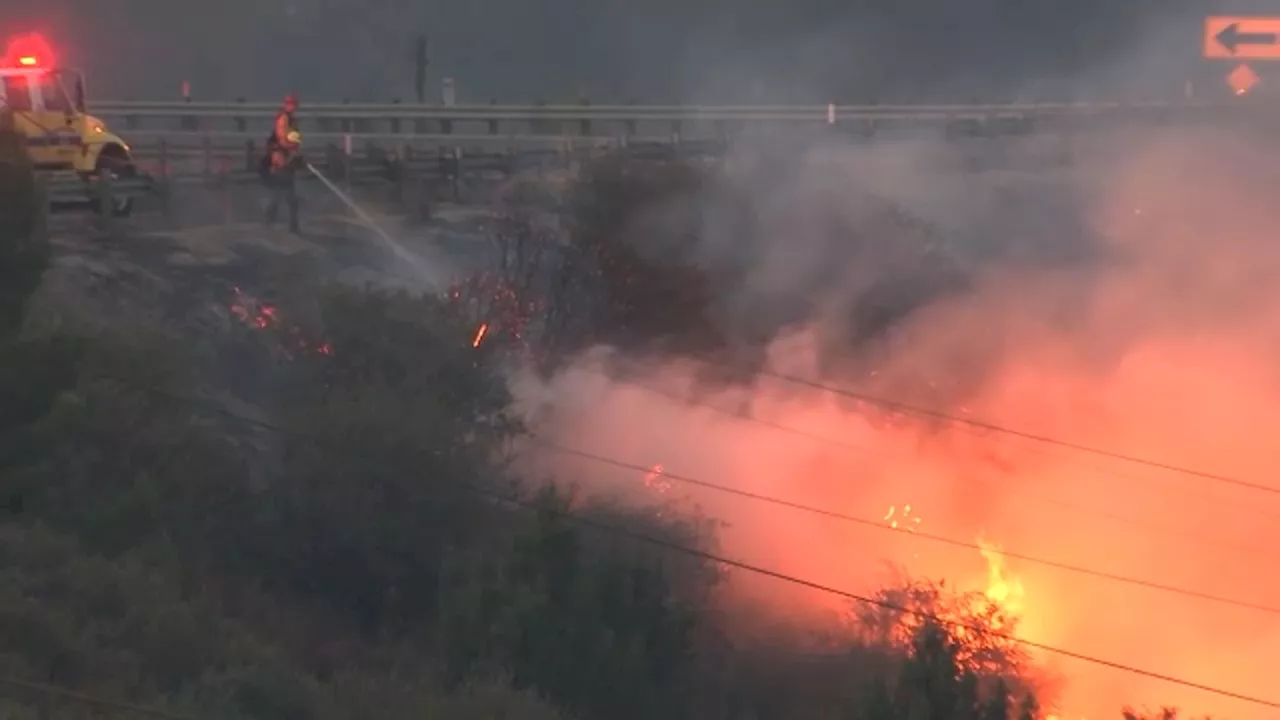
xmin=0 ymin=133 xmax=1209 ymax=719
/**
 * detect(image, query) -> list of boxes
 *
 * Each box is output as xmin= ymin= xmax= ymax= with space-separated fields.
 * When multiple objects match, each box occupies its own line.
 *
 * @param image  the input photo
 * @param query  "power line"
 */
xmin=532 ymin=438 xmax=1280 ymax=616
xmin=108 ymin=379 xmax=1280 ymax=709
xmin=595 ymin=369 xmax=1271 ymax=556
xmin=0 ymin=675 xmax=196 ymax=719
xmin=127 ymin=371 xmax=1274 ymax=613
xmin=502 ymin=491 xmax=1280 ymax=710
xmin=760 ymin=368 xmax=1280 ymax=498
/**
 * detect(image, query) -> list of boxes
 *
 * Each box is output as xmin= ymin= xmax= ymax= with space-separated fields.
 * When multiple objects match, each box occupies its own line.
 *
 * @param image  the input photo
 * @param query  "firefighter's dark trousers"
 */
xmin=264 ymin=168 xmax=300 ymax=233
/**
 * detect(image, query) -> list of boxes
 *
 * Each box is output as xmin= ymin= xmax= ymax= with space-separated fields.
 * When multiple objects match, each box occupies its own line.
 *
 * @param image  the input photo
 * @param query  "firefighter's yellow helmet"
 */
xmin=286 ymin=130 xmax=302 ymax=144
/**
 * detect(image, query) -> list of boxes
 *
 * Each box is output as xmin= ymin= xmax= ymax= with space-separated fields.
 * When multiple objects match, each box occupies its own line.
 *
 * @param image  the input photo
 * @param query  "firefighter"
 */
xmin=262 ymin=93 xmax=302 ymax=233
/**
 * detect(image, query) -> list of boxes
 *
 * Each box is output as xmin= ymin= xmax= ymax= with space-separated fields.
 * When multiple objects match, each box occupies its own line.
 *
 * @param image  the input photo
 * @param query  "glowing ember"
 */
xmin=642 ymin=463 xmax=672 ymax=493
xmin=883 ymin=504 xmax=922 ymax=532
xmin=226 ymin=286 xmax=333 ymax=358
xmin=446 ymin=272 xmax=543 ymax=352
xmin=472 ymin=322 xmax=489 ymax=348
xmin=229 ymin=287 xmax=280 ymax=329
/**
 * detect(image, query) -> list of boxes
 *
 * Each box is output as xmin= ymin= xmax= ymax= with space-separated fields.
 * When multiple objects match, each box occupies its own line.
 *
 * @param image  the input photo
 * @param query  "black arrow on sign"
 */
xmin=1216 ymin=22 xmax=1278 ymax=54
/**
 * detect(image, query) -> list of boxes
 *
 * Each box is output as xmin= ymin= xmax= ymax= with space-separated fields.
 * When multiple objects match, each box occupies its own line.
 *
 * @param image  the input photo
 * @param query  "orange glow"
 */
xmin=472 ymin=323 xmax=489 ymax=347
xmin=17 ymin=55 xmax=36 ymax=66
xmin=642 ymin=463 xmax=672 ymax=493
xmin=519 ymin=127 xmax=1280 ymax=720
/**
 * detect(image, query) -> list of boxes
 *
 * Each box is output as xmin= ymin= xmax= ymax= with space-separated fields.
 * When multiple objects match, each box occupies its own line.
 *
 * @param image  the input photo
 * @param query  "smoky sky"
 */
xmin=1 ymin=0 xmax=1260 ymax=103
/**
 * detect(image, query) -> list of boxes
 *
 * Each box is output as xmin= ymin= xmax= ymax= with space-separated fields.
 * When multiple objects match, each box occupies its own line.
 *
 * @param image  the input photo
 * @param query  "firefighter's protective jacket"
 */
xmin=267 ymin=109 xmax=300 ymax=172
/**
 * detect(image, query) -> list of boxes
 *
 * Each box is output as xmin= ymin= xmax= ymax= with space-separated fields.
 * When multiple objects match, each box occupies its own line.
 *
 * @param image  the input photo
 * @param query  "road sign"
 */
xmin=1205 ymin=17 xmax=1280 ymax=59
xmin=1226 ymin=63 xmax=1260 ymax=94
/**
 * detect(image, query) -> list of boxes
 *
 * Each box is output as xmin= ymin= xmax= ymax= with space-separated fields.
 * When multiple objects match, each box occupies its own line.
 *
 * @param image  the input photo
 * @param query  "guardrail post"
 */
xmin=624 ymin=99 xmax=637 ymax=137
xmin=395 ymin=143 xmax=410 ymax=207
xmin=158 ymin=138 xmax=171 ymax=218
xmin=488 ymin=98 xmax=499 ymax=135
xmin=221 ymin=175 xmax=232 ymax=224
xmin=323 ymin=143 xmax=341 ymax=201
xmin=234 ymin=97 xmax=247 ymax=133
xmin=342 ymin=134 xmax=352 ymax=212
xmin=413 ymin=163 xmax=430 ymax=223
xmin=450 ymin=146 xmax=461 ymax=201
xmin=340 ymin=98 xmax=352 ymax=134
xmin=532 ymin=97 xmax=551 ymax=135
xmin=180 ymin=95 xmax=197 ymax=131
xmin=390 ymin=97 xmax=402 ymax=134
xmin=245 ymin=140 xmax=255 ymax=172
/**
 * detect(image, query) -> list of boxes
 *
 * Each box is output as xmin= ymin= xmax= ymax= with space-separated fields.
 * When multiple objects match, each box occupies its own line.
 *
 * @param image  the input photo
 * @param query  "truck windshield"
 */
xmin=0 ymin=71 xmax=72 ymax=112
xmin=38 ymin=71 xmax=72 ymax=112
xmin=0 ymin=75 xmax=33 ymax=110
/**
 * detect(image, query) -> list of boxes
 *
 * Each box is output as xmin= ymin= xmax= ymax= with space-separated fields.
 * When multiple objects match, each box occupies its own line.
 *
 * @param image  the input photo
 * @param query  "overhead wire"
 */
xmin=506 ymin=489 xmax=1280 ymax=711
xmin=587 ymin=368 xmax=1270 ymax=557
xmin=529 ymin=437 xmax=1280 ymax=616
xmin=121 ymin=369 xmax=1275 ymax=614
xmin=759 ymin=368 xmax=1280 ymax=497
xmin=592 ymin=360 xmax=1280 ymax=527
xmin=98 ymin=377 xmax=1280 ymax=709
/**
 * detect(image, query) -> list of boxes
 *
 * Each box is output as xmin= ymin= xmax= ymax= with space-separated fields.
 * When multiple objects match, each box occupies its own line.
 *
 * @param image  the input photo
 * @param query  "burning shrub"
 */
xmin=243 ymin=283 xmax=522 ymax=633
xmin=850 ymin=573 xmax=1054 ymax=719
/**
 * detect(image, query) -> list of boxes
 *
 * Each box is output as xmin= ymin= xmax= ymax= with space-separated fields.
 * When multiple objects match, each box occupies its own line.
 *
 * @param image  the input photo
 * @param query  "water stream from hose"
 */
xmin=306 ymin=162 xmax=437 ymax=289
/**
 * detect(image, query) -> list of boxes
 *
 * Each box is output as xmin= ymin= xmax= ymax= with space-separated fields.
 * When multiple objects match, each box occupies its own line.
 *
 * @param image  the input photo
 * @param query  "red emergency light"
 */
xmin=3 ymin=32 xmax=56 ymax=69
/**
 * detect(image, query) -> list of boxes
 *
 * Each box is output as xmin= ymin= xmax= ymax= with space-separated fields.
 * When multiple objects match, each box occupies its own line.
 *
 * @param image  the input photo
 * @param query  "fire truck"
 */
xmin=0 ymin=33 xmax=138 ymax=216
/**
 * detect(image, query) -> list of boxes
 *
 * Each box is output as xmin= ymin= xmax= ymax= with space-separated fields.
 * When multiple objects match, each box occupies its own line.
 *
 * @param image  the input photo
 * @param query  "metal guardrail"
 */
xmin=37 ymin=137 xmax=722 ymax=228
xmin=115 ymin=134 xmax=719 ymax=178
xmin=91 ymin=100 xmax=1232 ymax=120
xmin=86 ymin=99 xmax=1261 ymax=147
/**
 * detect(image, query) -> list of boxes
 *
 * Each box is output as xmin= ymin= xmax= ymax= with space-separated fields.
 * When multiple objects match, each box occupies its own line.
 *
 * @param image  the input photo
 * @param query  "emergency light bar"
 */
xmin=3 ymin=32 xmax=56 ymax=68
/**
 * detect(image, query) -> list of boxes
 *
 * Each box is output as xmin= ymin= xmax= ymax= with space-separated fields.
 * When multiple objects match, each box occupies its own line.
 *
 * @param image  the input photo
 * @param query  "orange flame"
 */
xmin=974 ymin=537 xmax=1025 ymax=625
xmin=472 ymin=323 xmax=489 ymax=348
